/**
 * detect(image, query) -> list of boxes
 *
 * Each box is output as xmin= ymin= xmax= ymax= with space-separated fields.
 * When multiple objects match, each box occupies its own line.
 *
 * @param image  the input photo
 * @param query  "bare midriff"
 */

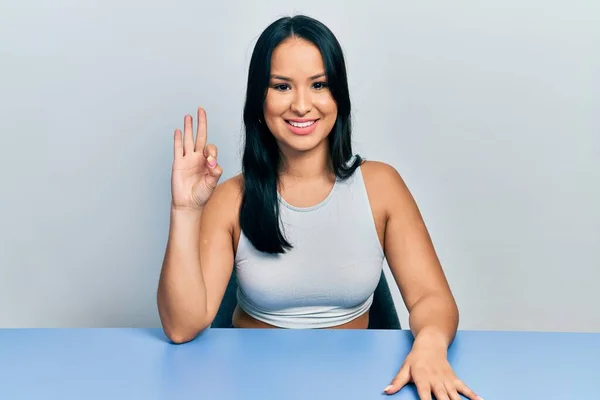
xmin=232 ymin=305 xmax=370 ymax=329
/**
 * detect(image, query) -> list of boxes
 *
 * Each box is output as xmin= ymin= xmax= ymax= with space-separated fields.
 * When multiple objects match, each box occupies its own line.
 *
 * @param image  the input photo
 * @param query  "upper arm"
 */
xmin=362 ymin=161 xmax=454 ymax=312
xmin=198 ymin=175 xmax=242 ymax=322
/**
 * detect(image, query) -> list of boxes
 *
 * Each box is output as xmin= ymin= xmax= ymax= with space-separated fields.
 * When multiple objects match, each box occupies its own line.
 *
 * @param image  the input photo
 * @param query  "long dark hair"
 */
xmin=240 ymin=14 xmax=362 ymax=254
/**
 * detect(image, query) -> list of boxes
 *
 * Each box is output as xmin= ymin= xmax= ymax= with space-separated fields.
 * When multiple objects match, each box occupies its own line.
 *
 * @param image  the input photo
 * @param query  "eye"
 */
xmin=312 ymin=81 xmax=329 ymax=90
xmin=272 ymin=83 xmax=290 ymax=91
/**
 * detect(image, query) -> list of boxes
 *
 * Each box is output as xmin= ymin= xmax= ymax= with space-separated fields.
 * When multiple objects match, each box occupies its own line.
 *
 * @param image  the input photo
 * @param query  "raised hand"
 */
xmin=171 ymin=107 xmax=223 ymax=211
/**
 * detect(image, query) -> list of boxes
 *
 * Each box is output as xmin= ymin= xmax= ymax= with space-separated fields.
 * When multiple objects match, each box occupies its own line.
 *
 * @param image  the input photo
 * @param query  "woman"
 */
xmin=157 ymin=14 xmax=482 ymax=400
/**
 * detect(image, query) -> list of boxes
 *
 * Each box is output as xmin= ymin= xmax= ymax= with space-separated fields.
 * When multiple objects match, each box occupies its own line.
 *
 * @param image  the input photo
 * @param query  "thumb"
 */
xmin=203 ymin=143 xmax=222 ymax=190
xmin=384 ymin=364 xmax=411 ymax=395
xmin=205 ymin=162 xmax=223 ymax=190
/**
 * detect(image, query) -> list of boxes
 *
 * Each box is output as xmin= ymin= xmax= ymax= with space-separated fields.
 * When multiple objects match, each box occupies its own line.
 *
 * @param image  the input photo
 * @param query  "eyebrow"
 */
xmin=270 ymin=72 xmax=327 ymax=81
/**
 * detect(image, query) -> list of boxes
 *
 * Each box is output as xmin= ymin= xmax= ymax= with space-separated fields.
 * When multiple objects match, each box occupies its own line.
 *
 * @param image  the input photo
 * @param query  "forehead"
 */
xmin=270 ymin=37 xmax=325 ymax=77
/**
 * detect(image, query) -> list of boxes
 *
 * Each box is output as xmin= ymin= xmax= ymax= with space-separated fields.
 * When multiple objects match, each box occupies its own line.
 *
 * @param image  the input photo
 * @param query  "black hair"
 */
xmin=240 ymin=14 xmax=362 ymax=254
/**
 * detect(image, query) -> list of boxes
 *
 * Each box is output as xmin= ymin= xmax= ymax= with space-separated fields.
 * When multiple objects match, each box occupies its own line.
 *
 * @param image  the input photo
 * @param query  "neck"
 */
xmin=279 ymin=143 xmax=333 ymax=181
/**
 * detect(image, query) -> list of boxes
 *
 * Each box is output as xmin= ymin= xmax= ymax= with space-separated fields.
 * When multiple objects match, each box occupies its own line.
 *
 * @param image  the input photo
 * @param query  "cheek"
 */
xmin=314 ymin=95 xmax=337 ymax=117
xmin=264 ymin=92 xmax=289 ymax=117
xmin=263 ymin=95 xmax=287 ymax=136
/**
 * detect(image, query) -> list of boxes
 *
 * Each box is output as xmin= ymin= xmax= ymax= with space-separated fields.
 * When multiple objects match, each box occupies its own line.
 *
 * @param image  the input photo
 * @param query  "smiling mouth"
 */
xmin=286 ymin=119 xmax=319 ymax=128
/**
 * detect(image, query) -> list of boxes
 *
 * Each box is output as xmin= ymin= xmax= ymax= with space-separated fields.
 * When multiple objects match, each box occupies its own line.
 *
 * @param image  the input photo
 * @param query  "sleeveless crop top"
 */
xmin=234 ymin=162 xmax=385 ymax=329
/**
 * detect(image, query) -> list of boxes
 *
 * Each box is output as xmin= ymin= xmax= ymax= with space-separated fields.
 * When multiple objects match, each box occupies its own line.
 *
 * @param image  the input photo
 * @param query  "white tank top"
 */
xmin=234 ymin=163 xmax=385 ymax=328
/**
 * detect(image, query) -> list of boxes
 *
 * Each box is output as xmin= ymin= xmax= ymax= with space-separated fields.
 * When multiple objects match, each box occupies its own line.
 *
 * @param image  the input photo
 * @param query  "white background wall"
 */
xmin=1 ymin=0 xmax=598 ymax=332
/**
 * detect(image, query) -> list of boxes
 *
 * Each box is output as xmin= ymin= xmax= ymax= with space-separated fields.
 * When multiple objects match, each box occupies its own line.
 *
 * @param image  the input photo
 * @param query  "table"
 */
xmin=0 ymin=328 xmax=598 ymax=399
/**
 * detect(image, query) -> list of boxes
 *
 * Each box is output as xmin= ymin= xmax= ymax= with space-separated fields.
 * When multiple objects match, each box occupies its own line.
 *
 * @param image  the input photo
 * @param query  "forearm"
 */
xmin=408 ymin=292 xmax=459 ymax=349
xmin=157 ymin=207 xmax=209 ymax=342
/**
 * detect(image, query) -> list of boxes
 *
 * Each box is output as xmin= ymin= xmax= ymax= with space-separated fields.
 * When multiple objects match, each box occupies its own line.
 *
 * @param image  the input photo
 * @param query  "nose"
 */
xmin=290 ymin=87 xmax=312 ymax=116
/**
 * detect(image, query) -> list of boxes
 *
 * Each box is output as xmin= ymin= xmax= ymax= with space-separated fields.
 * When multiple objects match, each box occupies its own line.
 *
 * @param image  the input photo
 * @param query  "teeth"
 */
xmin=288 ymin=120 xmax=316 ymax=128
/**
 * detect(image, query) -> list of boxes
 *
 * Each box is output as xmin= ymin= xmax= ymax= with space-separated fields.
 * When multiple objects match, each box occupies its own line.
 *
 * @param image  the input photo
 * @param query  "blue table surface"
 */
xmin=0 ymin=328 xmax=598 ymax=399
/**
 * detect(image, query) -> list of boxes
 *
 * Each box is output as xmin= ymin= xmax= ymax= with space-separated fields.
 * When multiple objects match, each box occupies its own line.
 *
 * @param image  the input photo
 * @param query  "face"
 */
xmin=263 ymin=37 xmax=337 ymax=154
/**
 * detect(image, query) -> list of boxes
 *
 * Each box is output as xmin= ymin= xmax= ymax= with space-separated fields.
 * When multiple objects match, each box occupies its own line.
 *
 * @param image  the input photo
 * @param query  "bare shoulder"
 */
xmin=202 ymin=173 xmax=244 ymax=231
xmin=360 ymin=160 xmax=414 ymax=215
xmin=360 ymin=160 xmax=404 ymax=186
xmin=210 ymin=173 xmax=243 ymax=202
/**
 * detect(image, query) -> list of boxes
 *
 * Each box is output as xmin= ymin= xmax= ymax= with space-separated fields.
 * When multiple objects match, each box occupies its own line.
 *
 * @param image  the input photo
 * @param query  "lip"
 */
xmin=285 ymin=118 xmax=319 ymax=135
xmin=286 ymin=118 xmax=319 ymax=123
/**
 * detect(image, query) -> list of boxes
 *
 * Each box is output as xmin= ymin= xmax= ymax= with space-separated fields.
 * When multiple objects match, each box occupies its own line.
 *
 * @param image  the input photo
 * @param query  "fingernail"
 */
xmin=383 ymin=385 xmax=392 ymax=392
xmin=207 ymin=156 xmax=216 ymax=167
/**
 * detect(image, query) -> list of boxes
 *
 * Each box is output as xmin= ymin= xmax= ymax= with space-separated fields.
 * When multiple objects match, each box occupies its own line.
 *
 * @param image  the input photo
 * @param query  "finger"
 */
xmin=444 ymin=382 xmax=461 ymax=400
xmin=205 ymin=163 xmax=223 ymax=190
xmin=174 ymin=129 xmax=183 ymax=159
xmin=454 ymin=379 xmax=481 ymax=400
xmin=414 ymin=381 xmax=432 ymax=400
xmin=432 ymin=382 xmax=450 ymax=400
xmin=184 ymin=114 xmax=194 ymax=155
xmin=204 ymin=144 xmax=218 ymax=168
xmin=195 ymin=107 xmax=207 ymax=152
xmin=384 ymin=365 xmax=410 ymax=395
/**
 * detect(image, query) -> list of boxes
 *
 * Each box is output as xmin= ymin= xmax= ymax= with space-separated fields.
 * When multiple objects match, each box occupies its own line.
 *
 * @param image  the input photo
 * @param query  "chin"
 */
xmin=278 ymin=127 xmax=331 ymax=152
xmin=278 ymin=136 xmax=325 ymax=154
